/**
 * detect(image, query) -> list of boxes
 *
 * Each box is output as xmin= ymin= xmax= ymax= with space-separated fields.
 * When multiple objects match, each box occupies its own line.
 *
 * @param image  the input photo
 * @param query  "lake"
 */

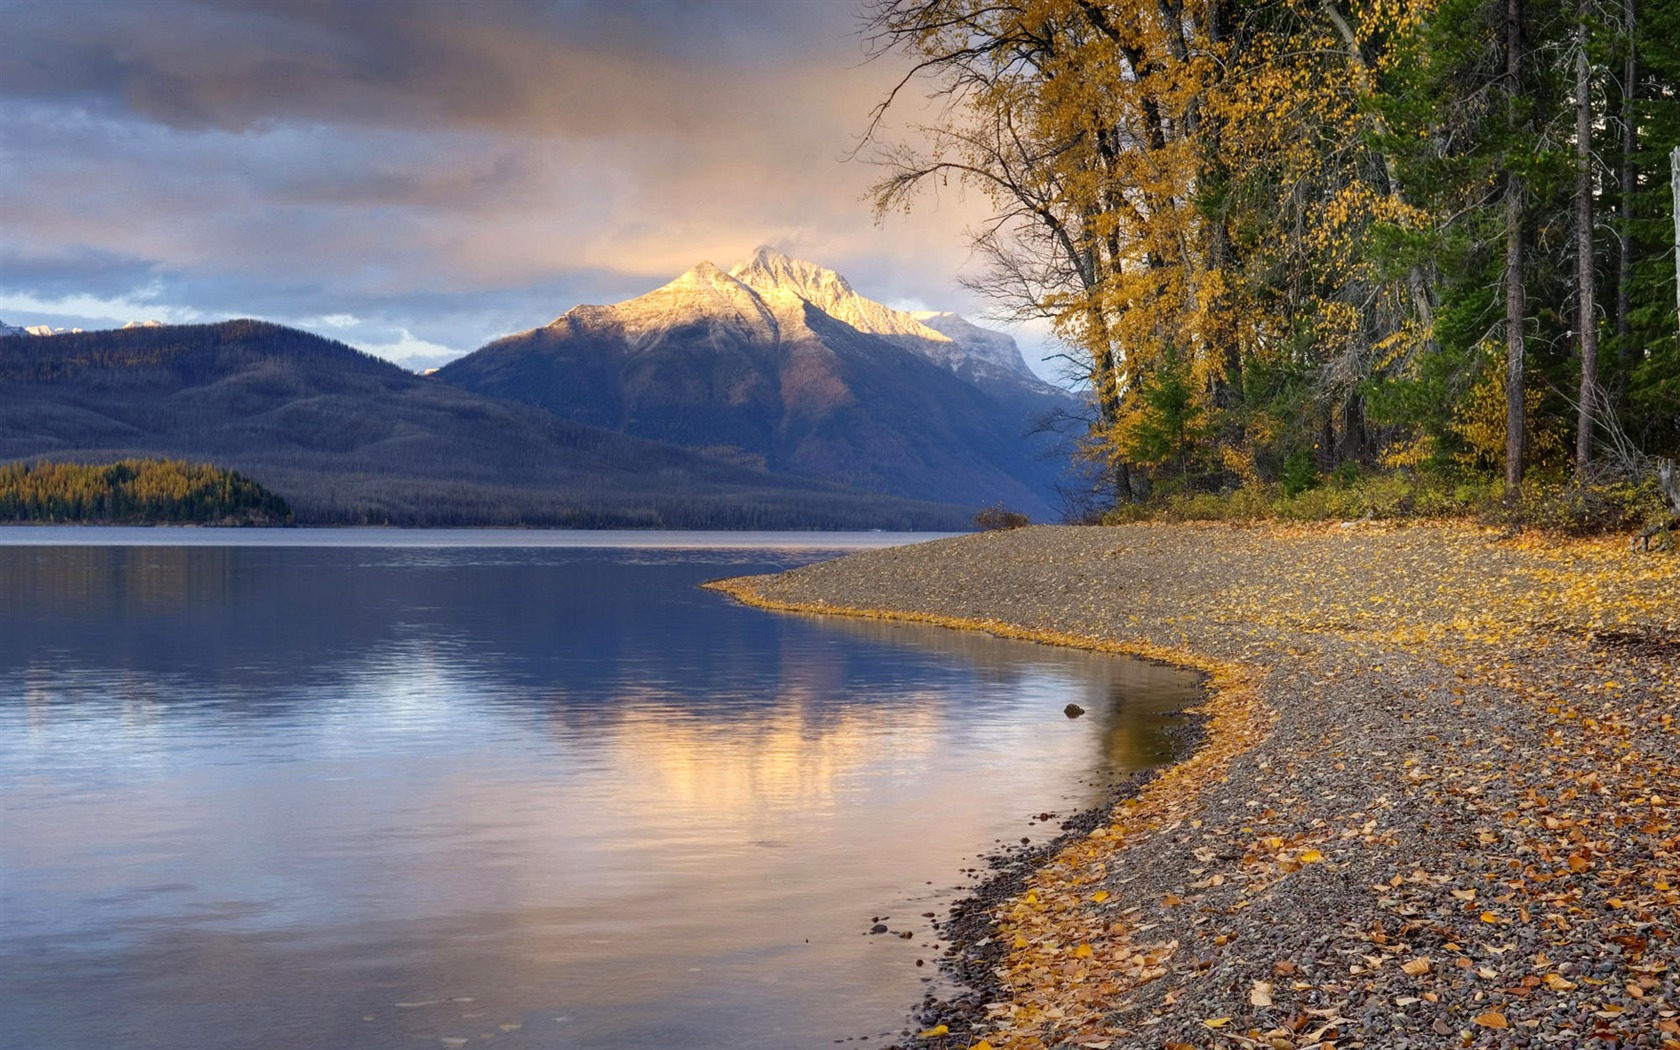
xmin=0 ymin=530 xmax=1201 ymax=1050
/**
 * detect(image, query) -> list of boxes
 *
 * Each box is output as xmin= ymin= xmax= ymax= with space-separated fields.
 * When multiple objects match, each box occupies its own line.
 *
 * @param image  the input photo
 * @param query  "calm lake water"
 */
xmin=0 ymin=530 xmax=1201 ymax=1050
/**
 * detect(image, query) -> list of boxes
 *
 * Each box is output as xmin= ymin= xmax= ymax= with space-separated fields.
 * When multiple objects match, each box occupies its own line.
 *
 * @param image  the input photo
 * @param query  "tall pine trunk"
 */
xmin=1615 ymin=0 xmax=1636 ymax=404
xmin=1505 ymin=0 xmax=1528 ymax=498
xmin=1575 ymin=21 xmax=1600 ymax=477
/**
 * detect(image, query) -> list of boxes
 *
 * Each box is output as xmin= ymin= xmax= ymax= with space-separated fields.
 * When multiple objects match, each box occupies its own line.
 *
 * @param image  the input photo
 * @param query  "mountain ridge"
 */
xmin=437 ymin=247 xmax=1078 ymax=517
xmin=0 ymin=319 xmax=972 ymax=528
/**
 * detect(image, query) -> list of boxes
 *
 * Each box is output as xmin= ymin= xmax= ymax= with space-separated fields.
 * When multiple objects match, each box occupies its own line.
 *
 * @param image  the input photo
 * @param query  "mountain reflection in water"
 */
xmin=0 ymin=537 xmax=1200 ymax=1050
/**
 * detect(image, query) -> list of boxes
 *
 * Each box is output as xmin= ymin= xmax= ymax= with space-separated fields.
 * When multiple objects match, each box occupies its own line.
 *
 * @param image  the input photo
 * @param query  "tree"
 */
xmin=865 ymin=0 xmax=1224 ymax=502
xmin=1573 ymin=10 xmax=1600 ymax=478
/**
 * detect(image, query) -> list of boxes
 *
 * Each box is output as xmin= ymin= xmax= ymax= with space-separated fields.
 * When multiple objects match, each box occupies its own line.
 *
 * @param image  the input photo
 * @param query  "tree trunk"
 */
xmin=1615 ymin=0 xmax=1636 ymax=406
xmin=1505 ymin=0 xmax=1528 ymax=499
xmin=1575 ymin=23 xmax=1599 ymax=477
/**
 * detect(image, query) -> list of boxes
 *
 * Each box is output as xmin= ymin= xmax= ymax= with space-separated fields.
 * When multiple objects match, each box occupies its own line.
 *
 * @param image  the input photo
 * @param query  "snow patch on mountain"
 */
xmin=728 ymin=246 xmax=950 ymax=348
xmin=728 ymin=246 xmax=1046 ymax=386
xmin=552 ymin=260 xmax=782 ymax=350
xmin=0 ymin=320 xmax=86 ymax=337
xmin=537 ymin=245 xmax=1057 ymax=392
xmin=910 ymin=311 xmax=1038 ymax=379
xmin=1 ymin=319 xmax=153 ymax=338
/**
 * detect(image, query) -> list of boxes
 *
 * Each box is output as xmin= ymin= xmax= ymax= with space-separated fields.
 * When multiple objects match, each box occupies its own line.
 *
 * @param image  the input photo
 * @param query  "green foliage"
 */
xmin=1281 ymin=450 xmax=1319 ymax=498
xmin=1101 ymin=467 xmax=1664 ymax=534
xmin=0 ymin=459 xmax=291 ymax=525
xmin=1120 ymin=349 xmax=1214 ymax=488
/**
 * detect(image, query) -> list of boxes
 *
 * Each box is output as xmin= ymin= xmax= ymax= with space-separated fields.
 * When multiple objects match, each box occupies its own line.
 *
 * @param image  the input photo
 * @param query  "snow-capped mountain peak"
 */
xmin=0 ymin=320 xmax=86 ymax=337
xmin=726 ymin=247 xmax=1048 ymax=386
xmin=551 ymin=259 xmax=780 ymax=348
xmin=530 ymin=246 xmax=1051 ymax=389
xmin=911 ymin=311 xmax=1037 ymax=380
xmin=729 ymin=245 xmax=951 ymax=350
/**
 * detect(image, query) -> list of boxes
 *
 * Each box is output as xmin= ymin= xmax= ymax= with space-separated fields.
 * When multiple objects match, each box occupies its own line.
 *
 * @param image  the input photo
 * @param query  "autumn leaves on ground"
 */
xmin=715 ymin=523 xmax=1680 ymax=1050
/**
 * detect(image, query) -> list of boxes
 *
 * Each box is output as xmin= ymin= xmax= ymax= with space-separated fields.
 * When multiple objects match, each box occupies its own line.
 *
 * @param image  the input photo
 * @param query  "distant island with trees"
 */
xmin=0 ymin=459 xmax=292 ymax=525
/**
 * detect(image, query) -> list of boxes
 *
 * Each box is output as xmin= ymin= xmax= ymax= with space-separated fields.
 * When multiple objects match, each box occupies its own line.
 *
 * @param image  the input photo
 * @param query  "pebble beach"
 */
xmin=712 ymin=523 xmax=1680 ymax=1050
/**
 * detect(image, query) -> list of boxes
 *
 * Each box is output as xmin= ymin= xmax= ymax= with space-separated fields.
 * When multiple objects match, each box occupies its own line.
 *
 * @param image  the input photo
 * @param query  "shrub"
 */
xmin=974 ymin=503 xmax=1032 ymax=530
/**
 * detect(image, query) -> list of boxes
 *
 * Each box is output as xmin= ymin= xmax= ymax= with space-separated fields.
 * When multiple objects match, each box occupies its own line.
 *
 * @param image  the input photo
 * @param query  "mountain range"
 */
xmin=0 ymin=249 xmax=1079 ymax=526
xmin=438 ymin=247 xmax=1076 ymax=516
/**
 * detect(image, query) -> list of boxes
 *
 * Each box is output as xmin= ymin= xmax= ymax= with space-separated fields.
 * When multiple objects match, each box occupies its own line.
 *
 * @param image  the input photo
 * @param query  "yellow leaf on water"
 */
xmin=919 ymin=1024 xmax=949 ymax=1037
xmin=1300 ymin=849 xmax=1324 ymax=863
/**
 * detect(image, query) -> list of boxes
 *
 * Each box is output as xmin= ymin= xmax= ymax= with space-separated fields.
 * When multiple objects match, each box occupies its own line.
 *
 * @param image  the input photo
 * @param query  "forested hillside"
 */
xmin=0 ymin=459 xmax=290 ymax=525
xmin=0 ymin=321 xmax=972 ymax=529
xmin=866 ymin=0 xmax=1680 ymax=523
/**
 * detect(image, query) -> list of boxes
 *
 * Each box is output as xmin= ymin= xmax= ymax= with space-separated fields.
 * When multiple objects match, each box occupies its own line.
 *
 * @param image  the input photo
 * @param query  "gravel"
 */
xmin=716 ymin=523 xmax=1680 ymax=1050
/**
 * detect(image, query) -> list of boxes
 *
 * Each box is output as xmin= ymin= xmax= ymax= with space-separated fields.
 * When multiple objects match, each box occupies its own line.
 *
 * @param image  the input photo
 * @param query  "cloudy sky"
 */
xmin=0 ymin=0 xmax=1057 ymax=375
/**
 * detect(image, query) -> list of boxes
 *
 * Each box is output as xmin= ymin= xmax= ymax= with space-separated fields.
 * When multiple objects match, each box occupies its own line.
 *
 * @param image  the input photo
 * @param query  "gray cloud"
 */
xmin=0 ymin=0 xmax=1060 ymax=380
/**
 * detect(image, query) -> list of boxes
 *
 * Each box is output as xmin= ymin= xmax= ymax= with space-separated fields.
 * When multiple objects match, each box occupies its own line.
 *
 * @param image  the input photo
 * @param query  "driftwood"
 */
xmin=1633 ymin=458 xmax=1680 ymax=551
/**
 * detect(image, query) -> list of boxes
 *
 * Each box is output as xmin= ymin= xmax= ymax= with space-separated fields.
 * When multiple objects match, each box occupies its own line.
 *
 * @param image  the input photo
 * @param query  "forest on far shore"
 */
xmin=0 ymin=459 xmax=292 ymax=526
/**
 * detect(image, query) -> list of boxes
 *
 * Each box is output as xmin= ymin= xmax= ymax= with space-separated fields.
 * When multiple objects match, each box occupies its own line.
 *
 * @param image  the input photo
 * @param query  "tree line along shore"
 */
xmin=863 ymin=0 xmax=1680 ymax=530
xmin=0 ymin=459 xmax=291 ymax=526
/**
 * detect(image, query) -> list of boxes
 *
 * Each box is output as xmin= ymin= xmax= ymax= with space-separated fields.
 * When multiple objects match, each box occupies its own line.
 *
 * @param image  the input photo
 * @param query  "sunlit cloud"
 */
xmin=0 ymin=0 xmax=1056 ymax=378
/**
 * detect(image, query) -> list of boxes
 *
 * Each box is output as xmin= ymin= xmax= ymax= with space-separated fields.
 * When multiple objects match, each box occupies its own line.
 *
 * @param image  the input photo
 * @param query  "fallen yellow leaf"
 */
xmin=1090 ymin=890 xmax=1110 ymax=904
xmin=1073 ymin=943 xmax=1093 ymax=959
xmin=919 ymin=1024 xmax=949 ymax=1037
xmin=1300 ymin=849 xmax=1325 ymax=863
xmin=1203 ymin=1017 xmax=1231 ymax=1029
xmin=1473 ymin=1009 xmax=1508 ymax=1029
xmin=1402 ymin=957 xmax=1432 ymax=976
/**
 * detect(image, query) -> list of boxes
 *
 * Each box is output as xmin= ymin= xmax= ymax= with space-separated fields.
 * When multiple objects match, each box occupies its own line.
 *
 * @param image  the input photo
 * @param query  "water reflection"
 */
xmin=0 ymin=543 xmax=1200 ymax=1050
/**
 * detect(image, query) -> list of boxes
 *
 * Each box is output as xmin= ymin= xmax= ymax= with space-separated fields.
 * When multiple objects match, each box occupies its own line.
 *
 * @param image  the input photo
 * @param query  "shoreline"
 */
xmin=712 ymin=524 xmax=1680 ymax=1049
xmin=703 ymin=576 xmax=1237 ymax=1044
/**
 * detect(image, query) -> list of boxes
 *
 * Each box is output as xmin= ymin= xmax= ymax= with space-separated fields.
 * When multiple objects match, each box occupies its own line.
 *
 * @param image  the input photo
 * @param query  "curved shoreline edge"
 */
xmin=704 ymin=570 xmax=1276 ymax=1048
xmin=707 ymin=524 xmax=1680 ymax=1050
